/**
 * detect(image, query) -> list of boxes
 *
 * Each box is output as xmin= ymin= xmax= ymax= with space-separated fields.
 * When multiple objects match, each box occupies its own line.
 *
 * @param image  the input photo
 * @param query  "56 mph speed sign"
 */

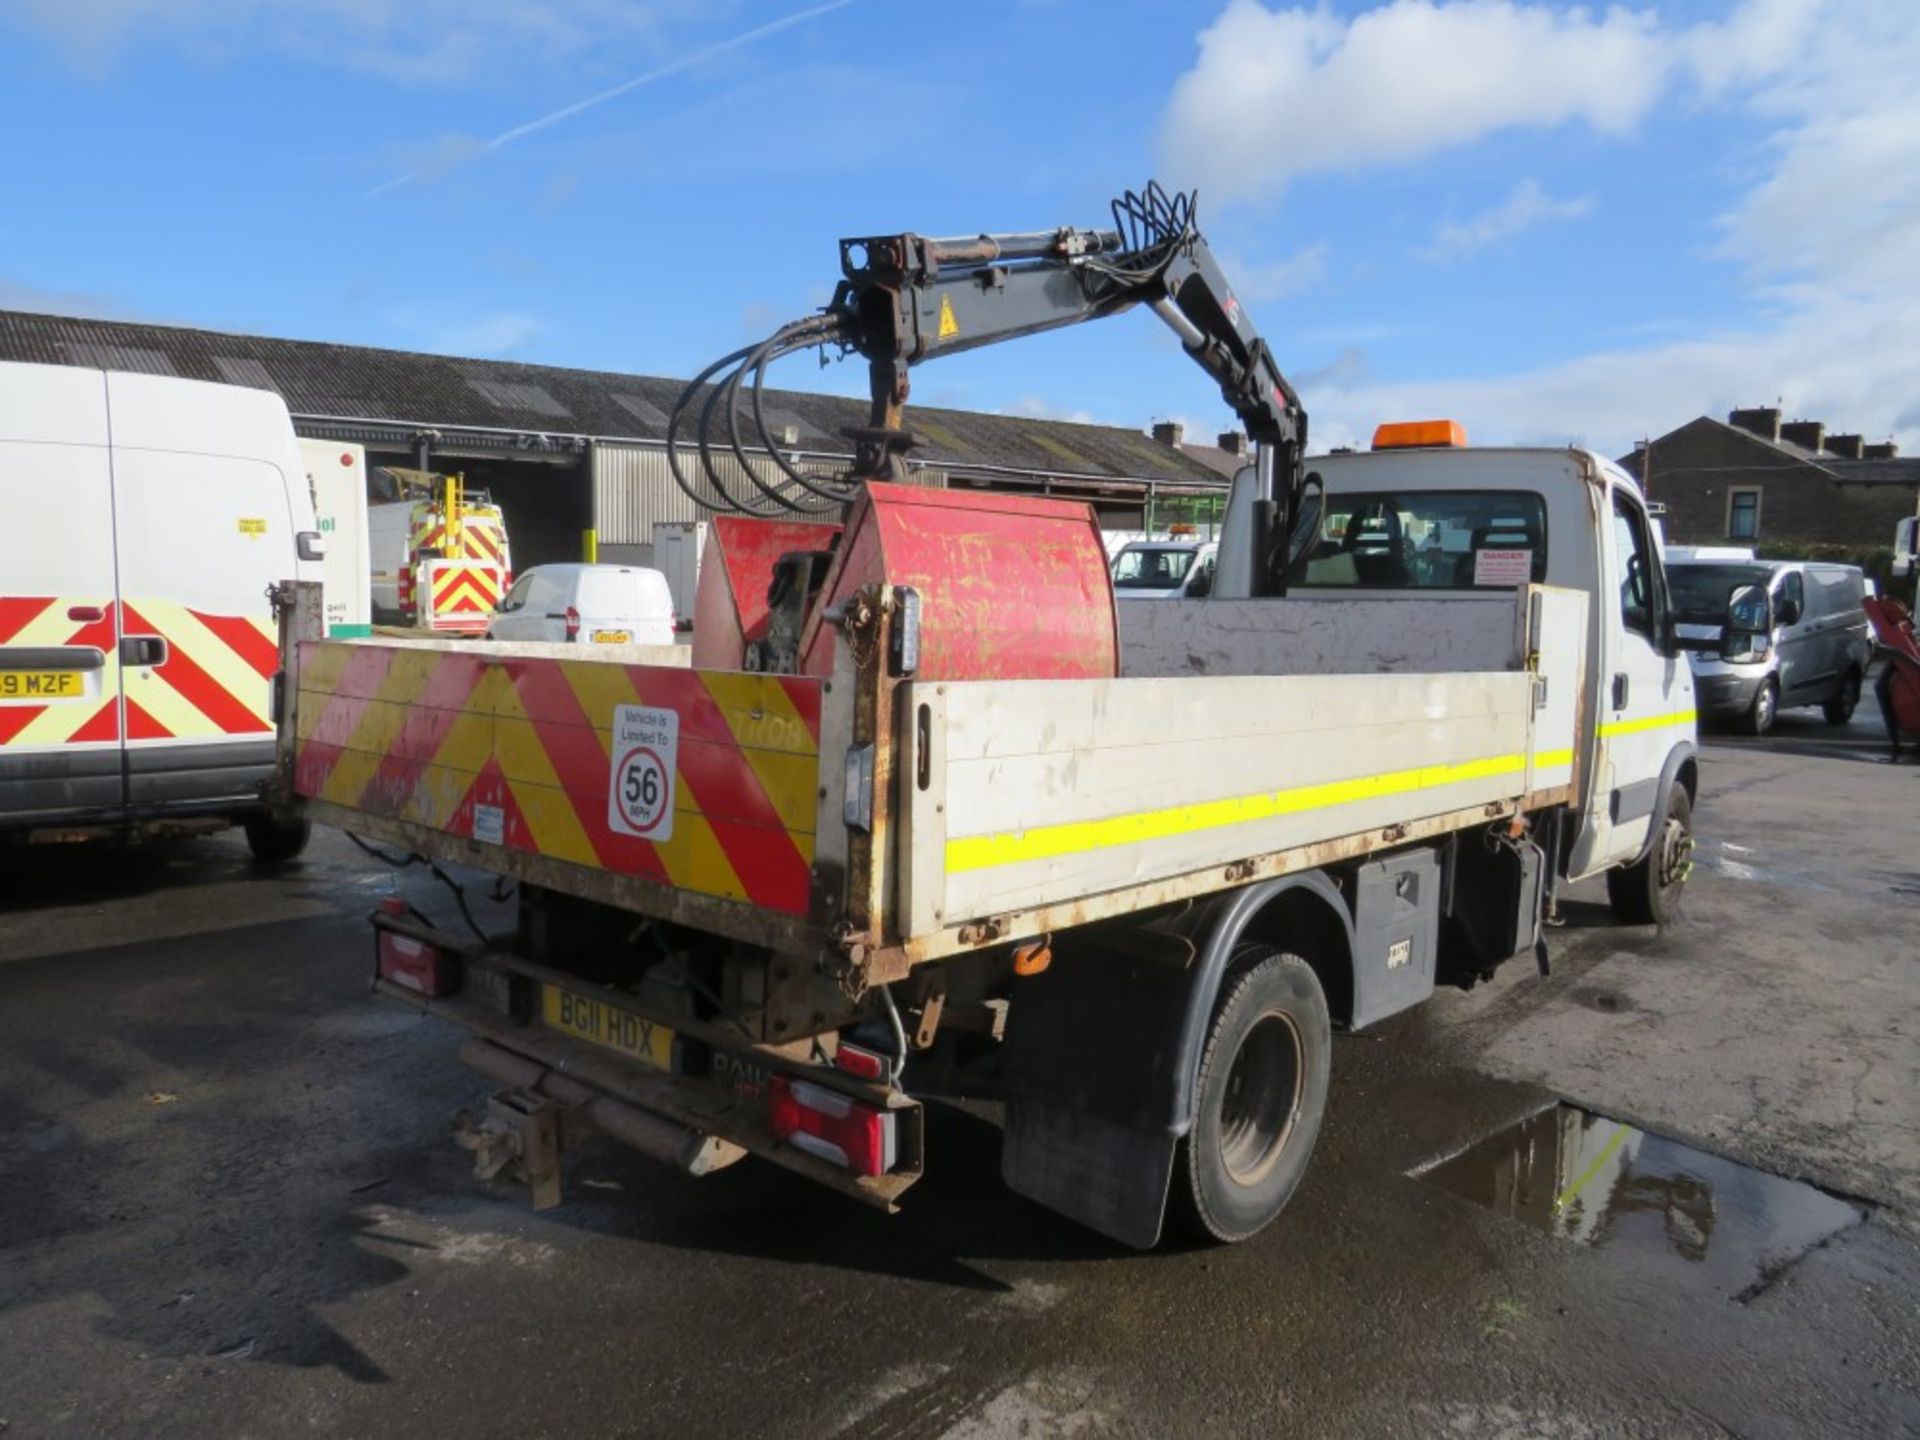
xmin=607 ymin=705 xmax=678 ymax=841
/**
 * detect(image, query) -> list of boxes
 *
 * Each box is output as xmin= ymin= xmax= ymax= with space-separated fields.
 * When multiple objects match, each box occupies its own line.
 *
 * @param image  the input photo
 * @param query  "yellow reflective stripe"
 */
xmin=1597 ymin=709 xmax=1697 ymax=738
xmin=1534 ymin=748 xmax=1575 ymax=768
xmin=947 ymin=751 xmax=1533 ymax=875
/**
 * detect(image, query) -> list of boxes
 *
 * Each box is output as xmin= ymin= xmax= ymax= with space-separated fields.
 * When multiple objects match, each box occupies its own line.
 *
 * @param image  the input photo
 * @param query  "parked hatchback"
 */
xmin=487 ymin=563 xmax=675 ymax=646
xmin=1668 ymin=558 xmax=1872 ymax=734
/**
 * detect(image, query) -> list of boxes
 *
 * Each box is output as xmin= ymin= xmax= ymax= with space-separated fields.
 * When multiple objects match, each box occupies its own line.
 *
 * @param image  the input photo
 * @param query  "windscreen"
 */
xmin=1668 ymin=563 xmax=1771 ymax=619
xmin=1113 ymin=546 xmax=1197 ymax=589
xmin=1284 ymin=490 xmax=1548 ymax=589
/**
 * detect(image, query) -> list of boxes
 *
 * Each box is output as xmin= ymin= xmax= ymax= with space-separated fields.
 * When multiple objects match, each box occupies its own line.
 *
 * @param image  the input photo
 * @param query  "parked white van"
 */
xmin=1112 ymin=539 xmax=1219 ymax=599
xmin=487 ymin=563 xmax=676 ymax=646
xmin=0 ymin=362 xmax=323 ymax=858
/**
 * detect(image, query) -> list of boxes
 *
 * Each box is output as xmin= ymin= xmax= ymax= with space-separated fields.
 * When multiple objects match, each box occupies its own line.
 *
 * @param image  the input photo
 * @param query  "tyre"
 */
xmin=244 ymin=810 xmax=311 ymax=864
xmin=1823 ymin=668 xmax=1862 ymax=726
xmin=1606 ymin=785 xmax=1693 ymax=925
xmin=1742 ymin=678 xmax=1778 ymax=736
xmin=1174 ymin=948 xmax=1331 ymax=1244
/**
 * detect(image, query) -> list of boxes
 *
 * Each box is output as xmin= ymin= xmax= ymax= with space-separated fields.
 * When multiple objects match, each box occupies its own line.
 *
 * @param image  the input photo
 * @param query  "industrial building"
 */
xmin=0 ymin=310 xmax=1231 ymax=570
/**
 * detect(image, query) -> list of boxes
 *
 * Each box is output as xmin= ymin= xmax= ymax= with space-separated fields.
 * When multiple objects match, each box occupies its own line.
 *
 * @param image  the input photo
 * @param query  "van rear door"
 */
xmin=0 ymin=363 xmax=126 ymax=824
xmin=106 ymin=374 xmax=288 ymax=812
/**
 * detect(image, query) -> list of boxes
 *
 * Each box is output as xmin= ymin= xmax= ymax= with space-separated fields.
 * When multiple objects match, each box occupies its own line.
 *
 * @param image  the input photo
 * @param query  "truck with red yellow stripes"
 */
xmin=2 ymin=360 xmax=322 ymax=860
xmin=368 ymin=469 xmax=513 ymax=636
xmin=270 ymin=187 xmax=1719 ymax=1246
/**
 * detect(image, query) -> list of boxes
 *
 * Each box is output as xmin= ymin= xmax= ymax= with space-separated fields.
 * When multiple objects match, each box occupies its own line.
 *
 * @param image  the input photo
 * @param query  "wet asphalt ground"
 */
xmin=2 ymin=703 xmax=1917 ymax=1439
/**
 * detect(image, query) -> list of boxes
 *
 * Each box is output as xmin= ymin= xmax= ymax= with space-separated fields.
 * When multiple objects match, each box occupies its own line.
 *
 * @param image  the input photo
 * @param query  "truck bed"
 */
xmin=274 ymin=583 xmax=1587 ymax=980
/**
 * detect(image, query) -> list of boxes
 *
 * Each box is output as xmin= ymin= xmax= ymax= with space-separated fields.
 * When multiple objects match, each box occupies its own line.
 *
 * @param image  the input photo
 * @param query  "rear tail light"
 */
xmin=834 ymin=1042 xmax=888 ymax=1081
xmin=564 ymin=605 xmax=581 ymax=641
xmin=376 ymin=897 xmax=459 ymax=996
xmin=768 ymin=1075 xmax=896 ymax=1177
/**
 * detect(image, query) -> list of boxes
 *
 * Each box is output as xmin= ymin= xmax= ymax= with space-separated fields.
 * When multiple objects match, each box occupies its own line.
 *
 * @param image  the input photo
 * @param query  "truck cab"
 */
xmin=1216 ymin=425 xmax=1699 ymax=912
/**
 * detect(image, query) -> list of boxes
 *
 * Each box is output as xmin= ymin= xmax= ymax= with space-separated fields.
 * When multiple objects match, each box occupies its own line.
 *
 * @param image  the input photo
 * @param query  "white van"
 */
xmin=1112 ymin=540 xmax=1219 ymax=599
xmin=0 ymin=362 xmax=323 ymax=859
xmin=487 ymin=563 xmax=676 ymax=646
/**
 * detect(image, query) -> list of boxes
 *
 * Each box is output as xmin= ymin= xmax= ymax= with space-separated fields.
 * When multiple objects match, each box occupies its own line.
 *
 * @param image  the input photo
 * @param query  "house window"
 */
xmin=1727 ymin=487 xmax=1761 ymax=540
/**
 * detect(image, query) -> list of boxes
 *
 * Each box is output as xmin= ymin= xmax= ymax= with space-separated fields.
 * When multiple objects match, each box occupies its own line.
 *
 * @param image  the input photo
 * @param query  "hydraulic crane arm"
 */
xmin=667 ymin=184 xmax=1308 ymax=593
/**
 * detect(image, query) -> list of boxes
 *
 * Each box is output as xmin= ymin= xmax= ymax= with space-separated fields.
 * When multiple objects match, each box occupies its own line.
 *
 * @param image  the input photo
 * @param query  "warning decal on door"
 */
xmin=608 ymin=704 xmax=678 ymax=841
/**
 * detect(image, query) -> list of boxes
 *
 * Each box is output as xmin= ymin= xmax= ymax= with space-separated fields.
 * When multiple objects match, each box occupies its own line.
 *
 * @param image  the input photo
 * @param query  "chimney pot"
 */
xmin=1728 ymin=406 xmax=1782 ymax=442
xmin=1780 ymin=419 xmax=1826 ymax=453
xmin=1151 ymin=420 xmax=1186 ymax=448
xmin=1825 ymin=432 xmax=1865 ymax=460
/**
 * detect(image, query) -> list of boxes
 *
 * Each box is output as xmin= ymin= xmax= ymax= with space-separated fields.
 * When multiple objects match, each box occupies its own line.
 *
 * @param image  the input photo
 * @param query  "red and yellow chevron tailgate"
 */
xmin=0 ymin=595 xmax=274 ymax=748
xmin=425 ymin=560 xmax=504 ymax=634
xmin=291 ymin=643 xmax=822 ymax=915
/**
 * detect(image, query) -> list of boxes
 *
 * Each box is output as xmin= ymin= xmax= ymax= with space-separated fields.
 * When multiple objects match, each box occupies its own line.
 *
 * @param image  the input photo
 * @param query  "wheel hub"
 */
xmin=1218 ymin=1011 xmax=1304 ymax=1186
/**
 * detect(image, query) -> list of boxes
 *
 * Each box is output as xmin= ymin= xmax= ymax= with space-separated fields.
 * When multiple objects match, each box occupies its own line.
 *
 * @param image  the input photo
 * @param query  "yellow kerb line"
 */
xmin=947 ymin=749 xmax=1565 ymax=875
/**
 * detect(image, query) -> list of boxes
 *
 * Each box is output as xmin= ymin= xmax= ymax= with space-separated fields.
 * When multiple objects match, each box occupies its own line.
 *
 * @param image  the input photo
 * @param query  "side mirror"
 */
xmin=1728 ymin=584 xmax=1770 ymax=632
xmin=1776 ymin=596 xmax=1803 ymax=627
xmin=296 ymin=530 xmax=326 ymax=562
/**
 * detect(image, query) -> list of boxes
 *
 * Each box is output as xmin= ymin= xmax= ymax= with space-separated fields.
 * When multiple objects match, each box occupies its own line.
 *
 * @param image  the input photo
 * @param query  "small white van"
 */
xmin=487 ymin=563 xmax=676 ymax=646
xmin=0 ymin=361 xmax=323 ymax=859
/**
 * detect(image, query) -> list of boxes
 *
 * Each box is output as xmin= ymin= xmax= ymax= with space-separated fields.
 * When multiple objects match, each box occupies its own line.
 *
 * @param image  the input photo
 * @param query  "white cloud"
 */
xmin=1224 ymin=242 xmax=1331 ymax=301
xmin=387 ymin=311 xmax=542 ymax=358
xmin=1159 ymin=0 xmax=1667 ymax=202
xmin=1415 ymin=179 xmax=1592 ymax=263
xmin=1301 ymin=290 xmax=1920 ymax=457
xmin=1172 ymin=0 xmax=1920 ymax=459
xmin=1006 ymin=396 xmax=1097 ymax=426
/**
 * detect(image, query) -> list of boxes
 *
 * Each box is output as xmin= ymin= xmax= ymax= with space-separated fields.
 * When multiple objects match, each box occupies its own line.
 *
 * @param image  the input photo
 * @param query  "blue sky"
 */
xmin=2 ymin=0 xmax=1913 ymax=456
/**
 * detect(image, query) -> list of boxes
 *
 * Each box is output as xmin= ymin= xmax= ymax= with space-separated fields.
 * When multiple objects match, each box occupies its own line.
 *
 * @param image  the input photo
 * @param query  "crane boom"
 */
xmin=667 ymin=183 xmax=1308 ymax=594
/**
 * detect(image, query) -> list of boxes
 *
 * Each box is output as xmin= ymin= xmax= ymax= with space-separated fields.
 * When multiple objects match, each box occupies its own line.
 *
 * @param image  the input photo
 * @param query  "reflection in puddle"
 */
xmin=1416 ymin=1105 xmax=1864 ymax=1296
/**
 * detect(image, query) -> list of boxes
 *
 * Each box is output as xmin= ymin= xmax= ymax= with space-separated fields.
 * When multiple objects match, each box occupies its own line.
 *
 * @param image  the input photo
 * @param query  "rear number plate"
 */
xmin=0 ymin=671 xmax=83 ymax=700
xmin=542 ymin=984 xmax=675 ymax=1069
xmin=591 ymin=629 xmax=631 ymax=644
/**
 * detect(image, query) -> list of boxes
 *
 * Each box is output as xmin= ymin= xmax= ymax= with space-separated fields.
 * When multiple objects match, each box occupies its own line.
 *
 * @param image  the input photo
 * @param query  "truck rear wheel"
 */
xmin=244 ymin=811 xmax=311 ymax=864
xmin=1606 ymin=785 xmax=1692 ymax=925
xmin=1175 ymin=948 xmax=1330 ymax=1244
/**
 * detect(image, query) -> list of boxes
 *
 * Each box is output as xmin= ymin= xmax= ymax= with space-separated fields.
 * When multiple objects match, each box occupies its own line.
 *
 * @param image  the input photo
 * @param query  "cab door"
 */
xmin=1771 ymin=568 xmax=1816 ymax=700
xmin=1591 ymin=487 xmax=1690 ymax=869
xmin=0 ymin=365 xmax=126 ymax=824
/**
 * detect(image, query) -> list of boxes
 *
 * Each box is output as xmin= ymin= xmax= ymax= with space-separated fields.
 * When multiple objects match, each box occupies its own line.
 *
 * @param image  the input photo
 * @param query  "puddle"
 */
xmin=1416 ymin=1104 xmax=1864 ymax=1297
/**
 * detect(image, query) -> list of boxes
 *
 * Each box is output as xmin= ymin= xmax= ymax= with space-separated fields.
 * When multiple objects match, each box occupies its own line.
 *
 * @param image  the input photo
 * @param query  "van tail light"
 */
xmin=375 ymin=897 xmax=459 ymax=996
xmin=564 ymin=605 xmax=581 ymax=641
xmin=767 ymin=1075 xmax=896 ymax=1177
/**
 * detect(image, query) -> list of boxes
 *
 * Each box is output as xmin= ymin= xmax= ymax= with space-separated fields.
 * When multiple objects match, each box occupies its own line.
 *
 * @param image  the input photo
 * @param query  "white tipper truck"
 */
xmin=266 ymin=190 xmax=1727 ymax=1248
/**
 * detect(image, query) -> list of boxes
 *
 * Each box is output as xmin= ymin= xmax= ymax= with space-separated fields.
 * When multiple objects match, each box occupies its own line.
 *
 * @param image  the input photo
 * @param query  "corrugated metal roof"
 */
xmin=212 ymin=355 xmax=275 ymax=389
xmin=63 ymin=342 xmax=175 ymax=376
xmin=0 ymin=307 xmax=1225 ymax=486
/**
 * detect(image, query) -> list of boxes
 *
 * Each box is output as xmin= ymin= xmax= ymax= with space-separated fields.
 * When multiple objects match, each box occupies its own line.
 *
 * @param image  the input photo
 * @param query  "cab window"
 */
xmin=499 ymin=576 xmax=533 ymax=612
xmin=1610 ymin=491 xmax=1664 ymax=643
xmin=1284 ymin=490 xmax=1548 ymax=589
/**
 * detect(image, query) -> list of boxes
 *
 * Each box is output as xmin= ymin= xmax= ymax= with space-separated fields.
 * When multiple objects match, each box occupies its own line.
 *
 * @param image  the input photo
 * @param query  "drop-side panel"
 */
xmin=291 ymin=640 xmax=825 ymax=917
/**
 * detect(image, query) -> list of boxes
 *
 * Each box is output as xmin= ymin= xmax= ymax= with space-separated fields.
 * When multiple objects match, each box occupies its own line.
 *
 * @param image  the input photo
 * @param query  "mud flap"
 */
xmin=1002 ymin=1101 xmax=1176 ymax=1250
xmin=998 ymin=939 xmax=1193 ymax=1249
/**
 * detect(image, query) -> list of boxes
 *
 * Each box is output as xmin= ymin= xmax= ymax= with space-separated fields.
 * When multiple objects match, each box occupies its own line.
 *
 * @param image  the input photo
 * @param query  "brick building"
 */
xmin=1618 ymin=408 xmax=1919 ymax=551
